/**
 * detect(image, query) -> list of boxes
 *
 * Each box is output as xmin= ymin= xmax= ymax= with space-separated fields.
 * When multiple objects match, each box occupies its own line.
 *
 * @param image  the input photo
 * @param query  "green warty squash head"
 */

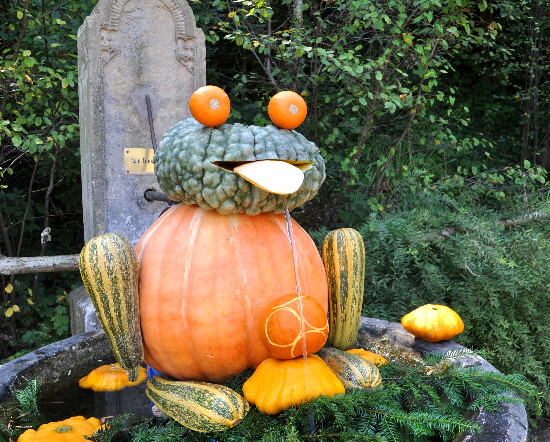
xmin=154 ymin=118 xmax=325 ymax=215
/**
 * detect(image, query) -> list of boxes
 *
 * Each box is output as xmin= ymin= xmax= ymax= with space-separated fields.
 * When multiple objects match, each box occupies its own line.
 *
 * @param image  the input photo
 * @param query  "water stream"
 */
xmin=283 ymin=201 xmax=309 ymax=368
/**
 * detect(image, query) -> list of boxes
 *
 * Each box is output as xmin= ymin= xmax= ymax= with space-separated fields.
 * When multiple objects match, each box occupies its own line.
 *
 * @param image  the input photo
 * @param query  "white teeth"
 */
xmin=233 ymin=160 xmax=305 ymax=195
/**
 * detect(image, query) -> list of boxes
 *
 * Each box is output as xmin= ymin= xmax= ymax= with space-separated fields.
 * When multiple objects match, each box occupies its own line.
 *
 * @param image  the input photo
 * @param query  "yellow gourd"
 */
xmin=17 ymin=416 xmax=102 ymax=442
xmin=242 ymin=355 xmax=345 ymax=415
xmin=401 ymin=304 xmax=464 ymax=342
xmin=79 ymin=363 xmax=147 ymax=391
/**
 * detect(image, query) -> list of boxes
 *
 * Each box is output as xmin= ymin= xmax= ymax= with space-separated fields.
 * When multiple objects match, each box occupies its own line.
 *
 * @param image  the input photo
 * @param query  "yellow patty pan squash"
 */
xmin=242 ymin=354 xmax=345 ymax=415
xmin=18 ymin=416 xmax=102 ymax=442
xmin=401 ymin=304 xmax=464 ymax=343
xmin=79 ymin=363 xmax=147 ymax=392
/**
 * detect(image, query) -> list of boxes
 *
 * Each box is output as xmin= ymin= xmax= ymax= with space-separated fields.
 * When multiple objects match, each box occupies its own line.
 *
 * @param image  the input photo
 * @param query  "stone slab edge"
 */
xmin=356 ymin=317 xmax=528 ymax=442
xmin=0 ymin=329 xmax=112 ymax=403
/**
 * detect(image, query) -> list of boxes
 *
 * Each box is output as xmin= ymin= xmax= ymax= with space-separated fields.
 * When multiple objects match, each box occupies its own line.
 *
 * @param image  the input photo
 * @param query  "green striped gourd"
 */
xmin=317 ymin=347 xmax=382 ymax=389
xmin=322 ymin=228 xmax=365 ymax=350
xmin=79 ymin=233 xmax=143 ymax=381
xmin=146 ymin=376 xmax=250 ymax=432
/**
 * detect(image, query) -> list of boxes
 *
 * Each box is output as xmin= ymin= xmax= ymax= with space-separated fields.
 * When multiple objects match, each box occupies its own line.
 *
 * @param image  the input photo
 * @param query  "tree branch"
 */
xmin=0 ymin=255 xmax=80 ymax=275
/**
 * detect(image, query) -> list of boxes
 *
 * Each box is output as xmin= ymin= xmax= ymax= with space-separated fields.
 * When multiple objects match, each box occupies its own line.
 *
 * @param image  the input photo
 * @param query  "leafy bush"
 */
xmin=1 ymin=0 xmax=94 ymax=360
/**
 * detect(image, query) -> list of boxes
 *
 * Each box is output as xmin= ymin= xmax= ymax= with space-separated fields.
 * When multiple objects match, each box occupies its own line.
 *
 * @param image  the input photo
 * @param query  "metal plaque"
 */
xmin=124 ymin=148 xmax=155 ymax=174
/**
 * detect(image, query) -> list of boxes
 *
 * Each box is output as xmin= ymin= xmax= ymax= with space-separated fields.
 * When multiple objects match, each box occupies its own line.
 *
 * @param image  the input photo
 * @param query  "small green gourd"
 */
xmin=146 ymin=376 xmax=249 ymax=432
xmin=317 ymin=347 xmax=382 ymax=389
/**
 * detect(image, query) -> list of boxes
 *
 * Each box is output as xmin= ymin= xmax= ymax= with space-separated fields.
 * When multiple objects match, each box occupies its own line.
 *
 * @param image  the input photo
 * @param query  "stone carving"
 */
xmin=78 ymin=0 xmax=206 ymax=244
xmin=100 ymin=0 xmax=198 ymax=73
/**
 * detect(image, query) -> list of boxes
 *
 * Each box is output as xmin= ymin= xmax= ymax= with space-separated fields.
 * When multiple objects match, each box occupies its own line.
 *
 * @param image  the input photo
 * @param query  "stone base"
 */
xmin=68 ymin=285 xmax=101 ymax=335
xmin=0 ymin=330 xmax=111 ymax=402
xmin=0 ymin=316 xmax=529 ymax=441
xmin=357 ymin=317 xmax=528 ymax=442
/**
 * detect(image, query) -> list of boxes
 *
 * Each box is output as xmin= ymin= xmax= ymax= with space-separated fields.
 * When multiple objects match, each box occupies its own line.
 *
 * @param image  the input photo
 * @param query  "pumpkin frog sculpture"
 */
xmin=79 ymin=87 xmax=380 ymax=432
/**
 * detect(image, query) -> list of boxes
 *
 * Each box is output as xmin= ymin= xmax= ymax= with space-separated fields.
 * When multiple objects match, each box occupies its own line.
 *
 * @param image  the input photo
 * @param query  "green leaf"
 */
xmin=12 ymin=134 xmax=22 ymax=147
xmin=375 ymin=71 xmax=383 ymax=81
xmin=17 ymin=10 xmax=23 ymax=19
xmin=384 ymin=101 xmax=397 ymax=113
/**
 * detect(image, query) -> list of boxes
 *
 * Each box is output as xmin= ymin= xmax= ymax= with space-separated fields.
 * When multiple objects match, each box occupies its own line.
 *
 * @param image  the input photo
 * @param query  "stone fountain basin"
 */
xmin=0 ymin=316 xmax=528 ymax=441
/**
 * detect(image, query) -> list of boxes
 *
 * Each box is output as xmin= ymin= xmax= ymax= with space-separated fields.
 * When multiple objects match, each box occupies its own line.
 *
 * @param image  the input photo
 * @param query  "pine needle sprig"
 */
xmin=84 ymin=414 xmax=133 ymax=442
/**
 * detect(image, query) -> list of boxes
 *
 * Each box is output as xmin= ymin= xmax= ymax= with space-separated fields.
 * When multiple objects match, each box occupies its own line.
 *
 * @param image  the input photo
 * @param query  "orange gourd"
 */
xmin=17 ymin=416 xmax=102 ymax=442
xmin=259 ymin=293 xmax=328 ymax=359
xmin=346 ymin=349 xmax=387 ymax=366
xmin=268 ymin=91 xmax=307 ymax=129
xmin=79 ymin=363 xmax=147 ymax=392
xmin=401 ymin=304 xmax=464 ymax=342
xmin=188 ymin=85 xmax=230 ymax=126
xmin=135 ymin=204 xmax=328 ymax=382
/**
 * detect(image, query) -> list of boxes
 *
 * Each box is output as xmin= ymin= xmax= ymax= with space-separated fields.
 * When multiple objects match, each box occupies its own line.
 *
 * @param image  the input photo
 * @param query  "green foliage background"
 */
xmin=0 ymin=0 xmax=549 ymax=423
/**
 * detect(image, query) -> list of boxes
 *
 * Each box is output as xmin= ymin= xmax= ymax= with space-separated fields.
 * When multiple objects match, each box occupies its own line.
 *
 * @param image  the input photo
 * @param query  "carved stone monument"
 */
xmin=78 ymin=0 xmax=205 ymax=244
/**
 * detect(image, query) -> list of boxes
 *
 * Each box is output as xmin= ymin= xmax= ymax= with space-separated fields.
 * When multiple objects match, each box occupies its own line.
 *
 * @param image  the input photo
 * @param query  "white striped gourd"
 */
xmin=317 ymin=347 xmax=382 ymax=389
xmin=146 ymin=376 xmax=250 ymax=432
xmin=79 ymin=233 xmax=143 ymax=381
xmin=322 ymin=228 xmax=365 ymax=350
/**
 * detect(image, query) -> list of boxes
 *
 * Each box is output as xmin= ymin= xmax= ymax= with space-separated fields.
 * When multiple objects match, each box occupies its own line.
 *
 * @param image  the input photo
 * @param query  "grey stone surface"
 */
xmin=68 ymin=285 xmax=101 ymax=335
xmin=356 ymin=317 xmax=529 ymax=442
xmin=0 ymin=330 xmax=112 ymax=403
xmin=78 ymin=0 xmax=206 ymax=245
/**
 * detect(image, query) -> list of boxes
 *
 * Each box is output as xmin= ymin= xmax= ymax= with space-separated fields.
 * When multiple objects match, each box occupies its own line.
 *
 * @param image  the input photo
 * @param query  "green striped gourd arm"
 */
xmin=146 ymin=376 xmax=250 ymax=432
xmin=79 ymin=233 xmax=143 ymax=381
xmin=322 ymin=228 xmax=366 ymax=350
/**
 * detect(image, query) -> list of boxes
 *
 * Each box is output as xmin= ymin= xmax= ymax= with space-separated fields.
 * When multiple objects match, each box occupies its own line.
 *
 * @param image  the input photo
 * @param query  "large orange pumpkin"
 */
xmin=135 ymin=204 xmax=328 ymax=382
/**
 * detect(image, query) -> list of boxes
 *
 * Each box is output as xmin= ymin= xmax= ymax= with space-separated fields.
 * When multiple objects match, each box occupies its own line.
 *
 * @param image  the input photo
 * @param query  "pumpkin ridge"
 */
xmin=179 ymin=207 xmax=208 ymax=380
xmin=140 ymin=206 xmax=205 ymax=378
xmin=136 ymin=205 xmax=180 ymax=264
xmin=230 ymin=215 xmax=255 ymax=370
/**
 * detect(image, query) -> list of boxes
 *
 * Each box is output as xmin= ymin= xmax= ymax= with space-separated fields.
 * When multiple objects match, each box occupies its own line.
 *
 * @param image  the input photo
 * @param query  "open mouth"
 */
xmin=212 ymin=160 xmax=314 ymax=195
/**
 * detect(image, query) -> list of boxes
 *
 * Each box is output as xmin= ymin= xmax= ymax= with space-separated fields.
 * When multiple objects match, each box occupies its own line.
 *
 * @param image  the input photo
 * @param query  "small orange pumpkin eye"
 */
xmin=189 ymin=85 xmax=231 ymax=127
xmin=268 ymin=91 xmax=307 ymax=129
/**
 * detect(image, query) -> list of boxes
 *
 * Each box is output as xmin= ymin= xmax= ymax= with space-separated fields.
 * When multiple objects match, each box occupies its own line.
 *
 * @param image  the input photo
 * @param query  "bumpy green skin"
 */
xmin=154 ymin=118 xmax=326 ymax=215
xmin=146 ymin=376 xmax=250 ymax=433
xmin=318 ymin=347 xmax=382 ymax=390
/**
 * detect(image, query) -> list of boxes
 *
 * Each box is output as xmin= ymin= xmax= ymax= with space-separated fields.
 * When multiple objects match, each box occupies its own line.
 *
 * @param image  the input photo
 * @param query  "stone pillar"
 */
xmin=78 ymin=0 xmax=205 ymax=244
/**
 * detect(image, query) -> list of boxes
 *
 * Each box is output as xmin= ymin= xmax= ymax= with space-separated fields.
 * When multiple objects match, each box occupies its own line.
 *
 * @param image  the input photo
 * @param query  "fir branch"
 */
xmin=84 ymin=414 xmax=133 ymax=442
